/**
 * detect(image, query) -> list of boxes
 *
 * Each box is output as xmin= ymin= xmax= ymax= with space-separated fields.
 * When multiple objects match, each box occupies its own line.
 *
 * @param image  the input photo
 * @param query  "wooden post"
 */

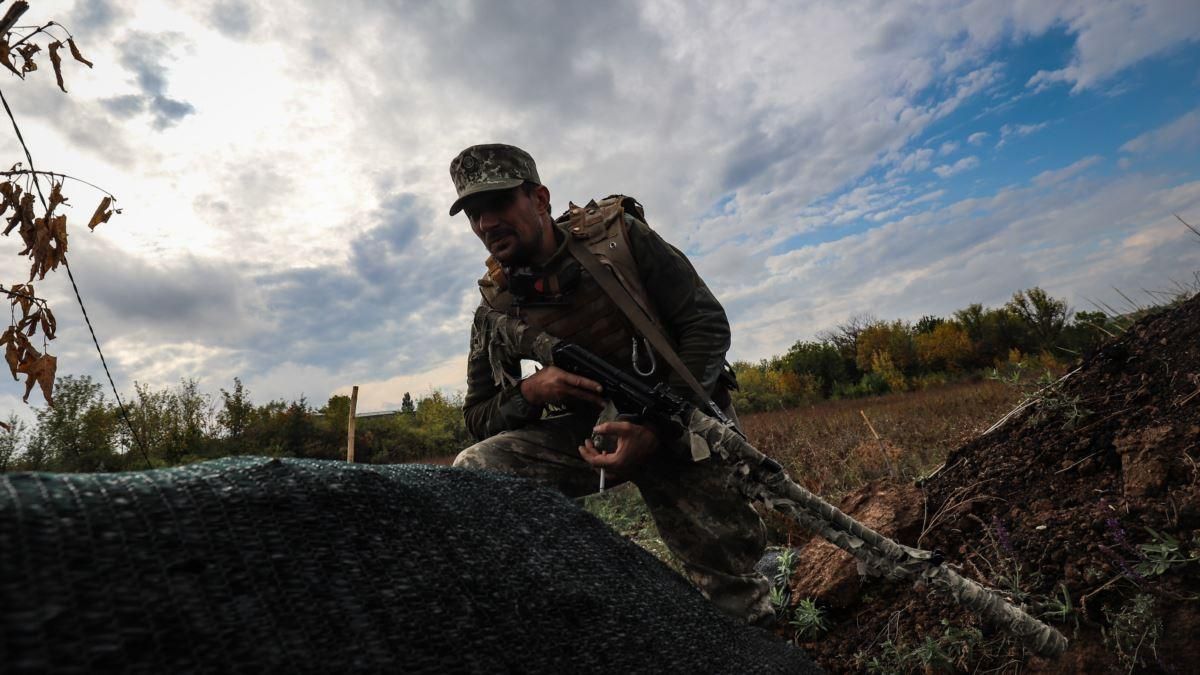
xmin=860 ymin=409 xmax=897 ymax=479
xmin=346 ymin=385 xmax=359 ymax=463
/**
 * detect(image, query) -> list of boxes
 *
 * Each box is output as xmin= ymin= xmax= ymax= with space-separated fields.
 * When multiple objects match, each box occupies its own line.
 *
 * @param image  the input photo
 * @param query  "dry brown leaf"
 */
xmin=67 ymin=38 xmax=92 ymax=68
xmin=0 ymin=420 xmax=10 ymax=432
xmin=18 ymin=309 xmax=39 ymax=336
xmin=17 ymin=353 xmax=55 ymax=405
xmin=27 ymin=214 xmax=68 ymax=281
xmin=0 ymin=37 xmax=22 ymax=78
xmin=18 ymin=191 xmax=34 ymax=230
xmin=51 ymin=213 xmax=67 ymax=257
xmin=16 ymin=43 xmax=39 ymax=74
xmin=47 ymin=181 xmax=66 ymax=216
xmin=40 ymin=306 xmax=55 ymax=340
xmin=88 ymin=196 xmax=112 ymax=230
xmin=48 ymin=40 xmax=66 ymax=92
xmin=0 ymin=181 xmax=15 ymax=218
xmin=2 ymin=337 xmax=18 ymax=380
xmin=7 ymin=283 xmax=33 ymax=316
xmin=1 ymin=326 xmax=36 ymax=380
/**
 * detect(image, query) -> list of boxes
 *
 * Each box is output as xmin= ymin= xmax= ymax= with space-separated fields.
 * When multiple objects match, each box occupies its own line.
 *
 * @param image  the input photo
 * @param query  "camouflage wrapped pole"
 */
xmin=478 ymin=308 xmax=1068 ymax=658
xmin=685 ymin=410 xmax=1068 ymax=658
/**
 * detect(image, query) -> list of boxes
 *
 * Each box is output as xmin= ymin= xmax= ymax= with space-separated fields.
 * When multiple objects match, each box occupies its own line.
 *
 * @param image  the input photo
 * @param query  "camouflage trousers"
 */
xmin=453 ymin=412 xmax=774 ymax=625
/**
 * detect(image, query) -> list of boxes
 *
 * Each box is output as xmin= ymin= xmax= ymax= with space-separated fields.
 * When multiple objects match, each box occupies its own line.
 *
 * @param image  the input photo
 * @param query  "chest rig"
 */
xmin=477 ymin=195 xmax=664 ymax=376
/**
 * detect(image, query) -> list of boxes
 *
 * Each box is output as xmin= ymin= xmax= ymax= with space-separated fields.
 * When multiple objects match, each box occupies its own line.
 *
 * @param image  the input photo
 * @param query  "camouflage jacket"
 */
xmin=463 ymin=214 xmax=731 ymax=441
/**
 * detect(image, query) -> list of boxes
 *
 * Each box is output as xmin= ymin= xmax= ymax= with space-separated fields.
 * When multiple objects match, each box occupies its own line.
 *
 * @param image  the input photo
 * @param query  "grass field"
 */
xmin=584 ymin=379 xmax=1023 ymax=564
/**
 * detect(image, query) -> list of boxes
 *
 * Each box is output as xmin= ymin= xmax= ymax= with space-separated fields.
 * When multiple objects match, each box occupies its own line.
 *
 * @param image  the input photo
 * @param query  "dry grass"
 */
xmin=587 ymin=379 xmax=1023 ymax=558
xmin=743 ymin=380 xmax=1022 ymax=499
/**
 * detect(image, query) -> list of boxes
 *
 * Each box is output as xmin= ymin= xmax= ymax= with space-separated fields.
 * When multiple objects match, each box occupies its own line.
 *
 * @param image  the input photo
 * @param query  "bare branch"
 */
xmin=1176 ymin=213 xmax=1200 ymax=240
xmin=0 ymin=2 xmax=29 ymax=39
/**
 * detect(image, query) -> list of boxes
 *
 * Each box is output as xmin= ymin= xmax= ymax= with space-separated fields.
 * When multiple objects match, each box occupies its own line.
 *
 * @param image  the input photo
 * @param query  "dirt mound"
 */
xmin=803 ymin=294 xmax=1200 ymax=673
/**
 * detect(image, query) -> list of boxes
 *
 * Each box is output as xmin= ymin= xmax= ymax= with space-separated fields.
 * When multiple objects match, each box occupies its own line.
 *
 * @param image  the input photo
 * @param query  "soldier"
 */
xmin=449 ymin=143 xmax=774 ymax=626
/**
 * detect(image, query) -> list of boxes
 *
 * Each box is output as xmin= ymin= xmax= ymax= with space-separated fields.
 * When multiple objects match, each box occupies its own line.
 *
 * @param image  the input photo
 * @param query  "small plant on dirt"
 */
xmin=858 ymin=639 xmax=907 ymax=674
xmin=1026 ymin=377 xmax=1091 ymax=429
xmin=1039 ymin=584 xmax=1078 ymax=630
xmin=1135 ymin=527 xmax=1198 ymax=577
xmin=986 ymin=362 xmax=1025 ymax=386
xmin=981 ymin=515 xmax=1039 ymax=604
xmin=1102 ymin=593 xmax=1162 ymax=672
xmin=857 ymin=621 xmax=987 ymax=673
xmin=789 ymin=597 xmax=829 ymax=640
xmin=769 ymin=547 xmax=797 ymax=613
xmin=768 ymin=583 xmax=788 ymax=614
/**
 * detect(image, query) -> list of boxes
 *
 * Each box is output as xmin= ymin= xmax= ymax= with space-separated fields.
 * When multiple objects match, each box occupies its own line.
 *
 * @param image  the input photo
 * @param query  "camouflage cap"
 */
xmin=448 ymin=144 xmax=541 ymax=216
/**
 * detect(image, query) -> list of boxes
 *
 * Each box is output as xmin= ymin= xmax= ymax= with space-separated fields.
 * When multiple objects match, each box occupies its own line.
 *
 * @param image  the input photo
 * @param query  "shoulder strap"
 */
xmin=563 ymin=221 xmax=711 ymax=404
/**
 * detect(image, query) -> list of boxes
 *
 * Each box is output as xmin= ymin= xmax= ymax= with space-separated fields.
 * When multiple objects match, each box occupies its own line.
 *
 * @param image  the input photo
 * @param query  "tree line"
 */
xmin=1 ymin=285 xmax=1113 ymax=472
xmin=0 ymin=377 xmax=470 ymax=474
xmin=731 ymin=287 xmax=1111 ymax=412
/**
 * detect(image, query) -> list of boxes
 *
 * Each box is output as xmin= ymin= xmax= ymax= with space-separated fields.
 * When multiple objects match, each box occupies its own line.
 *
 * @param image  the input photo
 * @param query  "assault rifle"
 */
xmin=480 ymin=308 xmax=1067 ymax=658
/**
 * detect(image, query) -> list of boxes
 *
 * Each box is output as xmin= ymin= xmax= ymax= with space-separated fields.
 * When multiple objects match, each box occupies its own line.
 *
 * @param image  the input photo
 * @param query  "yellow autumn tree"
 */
xmin=915 ymin=322 xmax=973 ymax=372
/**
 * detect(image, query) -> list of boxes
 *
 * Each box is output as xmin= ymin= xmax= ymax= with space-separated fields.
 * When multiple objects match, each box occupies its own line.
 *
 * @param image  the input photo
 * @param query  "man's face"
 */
xmin=463 ymin=185 xmax=548 ymax=265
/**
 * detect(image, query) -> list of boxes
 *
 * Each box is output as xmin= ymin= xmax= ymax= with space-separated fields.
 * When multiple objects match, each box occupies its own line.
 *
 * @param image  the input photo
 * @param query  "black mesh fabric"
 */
xmin=0 ymin=457 xmax=819 ymax=673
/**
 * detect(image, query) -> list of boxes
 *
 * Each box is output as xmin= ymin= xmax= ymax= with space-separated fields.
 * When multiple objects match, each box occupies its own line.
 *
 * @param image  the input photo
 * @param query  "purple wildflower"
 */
xmin=991 ymin=515 xmax=1014 ymax=556
xmin=1098 ymin=543 xmax=1144 ymax=583
xmin=1105 ymin=517 xmax=1137 ymax=554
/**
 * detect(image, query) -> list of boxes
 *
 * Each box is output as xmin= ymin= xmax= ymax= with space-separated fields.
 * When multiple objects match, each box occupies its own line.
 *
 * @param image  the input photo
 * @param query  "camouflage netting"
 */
xmin=0 ymin=457 xmax=819 ymax=673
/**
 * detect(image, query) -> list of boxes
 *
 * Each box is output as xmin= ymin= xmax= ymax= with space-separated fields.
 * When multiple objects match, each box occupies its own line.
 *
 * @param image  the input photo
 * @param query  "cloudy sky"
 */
xmin=2 ymin=0 xmax=1199 ymax=418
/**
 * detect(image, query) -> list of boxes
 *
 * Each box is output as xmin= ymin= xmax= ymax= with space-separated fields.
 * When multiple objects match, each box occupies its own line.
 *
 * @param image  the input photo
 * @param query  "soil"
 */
xmin=791 ymin=294 xmax=1200 ymax=673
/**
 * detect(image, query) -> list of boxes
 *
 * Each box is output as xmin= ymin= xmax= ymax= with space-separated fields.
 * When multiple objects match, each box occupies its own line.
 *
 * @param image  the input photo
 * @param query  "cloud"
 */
xmin=209 ymin=1 xmax=257 ymax=38
xmin=1120 ymin=109 xmax=1200 ymax=155
xmin=997 ymin=122 xmax=1048 ymax=148
xmin=70 ymin=0 xmax=124 ymax=35
xmin=1025 ymin=0 xmax=1200 ymax=93
xmin=719 ymin=170 xmax=1200 ymax=360
xmin=5 ymin=0 xmax=1198 ymax=415
xmin=933 ymin=155 xmax=980 ymax=178
xmin=886 ymin=148 xmax=935 ymax=178
xmin=100 ymin=94 xmax=145 ymax=118
xmin=115 ymin=32 xmax=197 ymax=129
xmin=1032 ymin=156 xmax=1102 ymax=187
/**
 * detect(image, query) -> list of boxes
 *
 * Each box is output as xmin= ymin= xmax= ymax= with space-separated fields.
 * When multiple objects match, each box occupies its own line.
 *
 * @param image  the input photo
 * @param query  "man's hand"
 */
xmin=519 ymin=366 xmax=605 ymax=408
xmin=579 ymin=420 xmax=659 ymax=479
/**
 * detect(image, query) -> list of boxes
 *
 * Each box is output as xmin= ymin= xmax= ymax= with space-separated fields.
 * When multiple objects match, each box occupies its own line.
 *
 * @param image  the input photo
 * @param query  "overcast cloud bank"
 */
xmin=0 ymin=0 xmax=1197 ymax=417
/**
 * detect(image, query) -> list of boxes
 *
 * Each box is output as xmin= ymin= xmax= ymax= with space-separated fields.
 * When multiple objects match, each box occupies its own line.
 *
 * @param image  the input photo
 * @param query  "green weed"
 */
xmin=789 ymin=598 xmax=829 ymax=640
xmin=1135 ymin=528 xmax=1198 ymax=577
xmin=1102 ymin=594 xmax=1162 ymax=672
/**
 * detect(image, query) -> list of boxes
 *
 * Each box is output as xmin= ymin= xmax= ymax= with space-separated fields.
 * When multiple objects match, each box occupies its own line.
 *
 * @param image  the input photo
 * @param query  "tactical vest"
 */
xmin=477 ymin=195 xmax=666 ymax=376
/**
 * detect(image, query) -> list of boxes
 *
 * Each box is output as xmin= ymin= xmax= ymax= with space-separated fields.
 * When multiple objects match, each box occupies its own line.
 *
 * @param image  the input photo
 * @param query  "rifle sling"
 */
xmin=564 ymin=234 xmax=711 ymax=405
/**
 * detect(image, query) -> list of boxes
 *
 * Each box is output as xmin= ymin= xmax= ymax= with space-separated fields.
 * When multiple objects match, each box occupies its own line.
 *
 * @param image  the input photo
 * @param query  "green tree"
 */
xmin=124 ymin=379 xmax=214 ymax=466
xmin=401 ymin=391 xmax=415 ymax=415
xmin=1060 ymin=310 xmax=1111 ymax=355
xmin=855 ymin=320 xmax=917 ymax=375
xmin=816 ymin=313 xmax=876 ymax=382
xmin=0 ymin=413 xmax=25 ymax=472
xmin=323 ymin=394 xmax=351 ymax=441
xmin=26 ymin=375 xmax=119 ymax=472
xmin=954 ymin=304 xmax=1029 ymax=368
xmin=779 ymin=341 xmax=847 ymax=397
xmin=280 ymin=397 xmax=318 ymax=457
xmin=1006 ymin=287 xmax=1069 ymax=353
xmin=914 ymin=315 xmax=945 ymax=335
xmin=218 ymin=378 xmax=255 ymax=454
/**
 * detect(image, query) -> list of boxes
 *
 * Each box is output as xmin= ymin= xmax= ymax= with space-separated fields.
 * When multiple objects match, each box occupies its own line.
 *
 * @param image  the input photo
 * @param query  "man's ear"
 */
xmin=533 ymin=184 xmax=551 ymax=215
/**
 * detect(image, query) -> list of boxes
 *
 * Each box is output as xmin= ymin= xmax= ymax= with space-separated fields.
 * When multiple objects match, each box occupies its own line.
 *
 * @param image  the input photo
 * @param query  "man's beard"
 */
xmin=487 ymin=210 xmax=543 ymax=266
